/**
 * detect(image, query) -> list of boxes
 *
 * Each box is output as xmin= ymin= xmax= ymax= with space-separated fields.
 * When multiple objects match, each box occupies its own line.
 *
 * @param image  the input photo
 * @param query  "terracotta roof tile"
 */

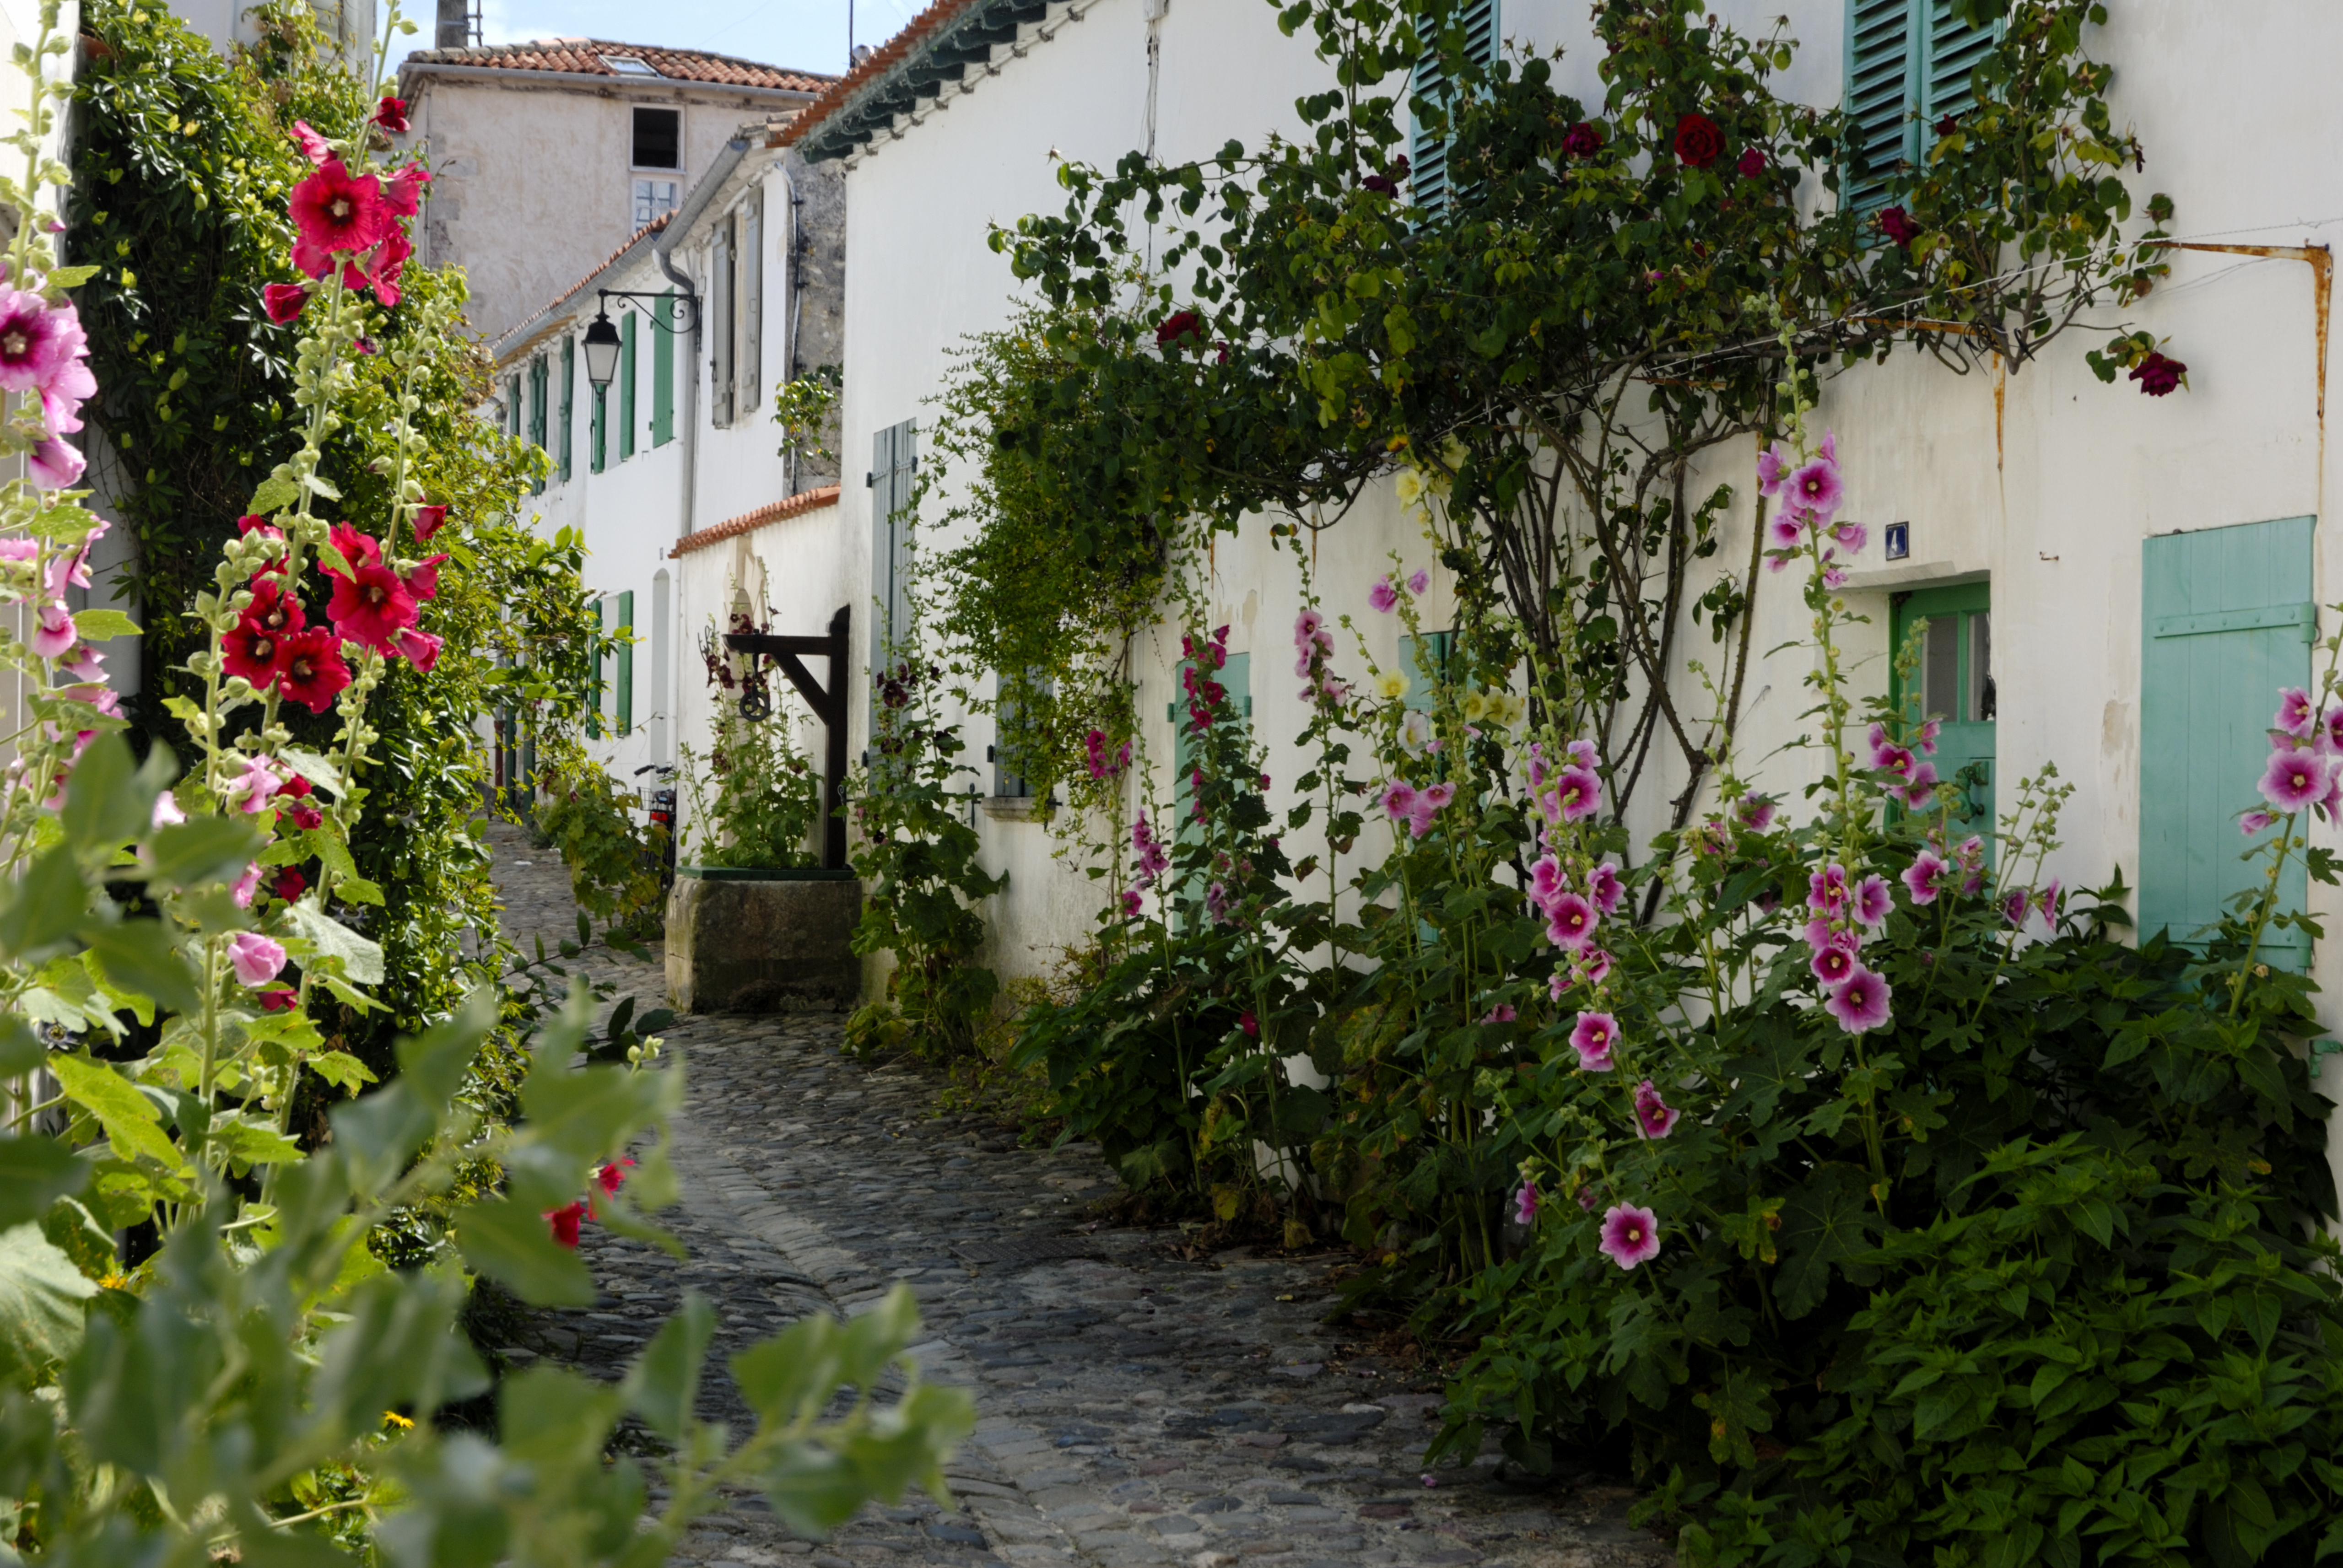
xmin=769 ymin=0 xmax=983 ymax=153
xmin=672 ymin=487 xmax=843 ymax=556
xmin=405 ymin=38 xmax=836 ymax=94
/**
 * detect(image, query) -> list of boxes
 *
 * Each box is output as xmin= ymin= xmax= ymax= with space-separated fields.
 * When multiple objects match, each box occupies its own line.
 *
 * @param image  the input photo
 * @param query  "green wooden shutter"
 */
xmin=590 ymin=387 xmax=607 ymax=475
xmin=1399 ymin=631 xmax=1454 ymax=711
xmin=993 ymin=669 xmax=1053 ymax=798
xmin=652 ymin=295 xmax=675 ymax=447
xmin=869 ymin=420 xmax=917 ymax=673
xmin=588 ymin=594 xmax=607 ymax=739
xmin=1889 ymin=581 xmax=1995 ymax=846
xmin=2140 ymin=517 xmax=2316 ymax=964
xmin=1845 ymin=0 xmax=1916 ymax=215
xmin=1920 ymin=0 xmax=1999 ymax=125
xmin=528 ymin=357 xmax=548 ymax=496
xmin=619 ymin=311 xmax=637 ymax=461
xmin=558 ymin=335 xmax=575 ymax=482
xmin=616 ymin=590 xmax=635 ymax=736
xmin=1408 ymin=0 xmax=1496 ymax=218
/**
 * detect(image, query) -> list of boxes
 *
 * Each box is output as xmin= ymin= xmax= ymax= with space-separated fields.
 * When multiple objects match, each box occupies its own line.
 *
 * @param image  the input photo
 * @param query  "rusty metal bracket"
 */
xmin=726 ymin=603 xmax=853 ymax=871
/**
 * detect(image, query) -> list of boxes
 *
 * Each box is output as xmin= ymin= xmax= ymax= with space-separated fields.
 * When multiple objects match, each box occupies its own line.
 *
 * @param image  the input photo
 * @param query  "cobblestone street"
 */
xmin=485 ymin=826 xmax=1670 ymax=1568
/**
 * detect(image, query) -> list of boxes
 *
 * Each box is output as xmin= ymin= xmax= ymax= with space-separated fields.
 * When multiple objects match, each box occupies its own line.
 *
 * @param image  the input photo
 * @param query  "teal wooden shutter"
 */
xmin=619 ymin=312 xmax=637 ymax=461
xmin=2140 ymin=517 xmax=2316 ymax=964
xmin=590 ymin=385 xmax=607 ymax=475
xmin=1399 ymin=631 xmax=1454 ymax=710
xmin=1890 ymin=582 xmax=1995 ymax=847
xmin=652 ymin=295 xmax=675 ymax=447
xmin=1408 ymin=0 xmax=1495 ymax=218
xmin=528 ymin=357 xmax=548 ymax=496
xmin=869 ymin=420 xmax=918 ymax=674
xmin=1920 ymin=0 xmax=1999 ymax=125
xmin=588 ymin=594 xmax=608 ymax=739
xmin=558 ymin=335 xmax=575 ymax=482
xmin=616 ymin=591 xmax=635 ymax=736
xmin=1845 ymin=0 xmax=1915 ymax=215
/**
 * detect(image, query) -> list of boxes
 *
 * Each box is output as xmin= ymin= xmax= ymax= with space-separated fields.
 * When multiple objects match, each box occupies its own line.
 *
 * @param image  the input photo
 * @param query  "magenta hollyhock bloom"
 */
xmin=291 ymin=119 xmax=331 ymax=166
xmin=2001 ymin=888 xmax=2030 ymax=926
xmin=1833 ymin=521 xmax=1868 ymax=552
xmin=1408 ymin=568 xmax=1431 ymax=595
xmin=223 ymin=755 xmax=283 ymax=815
xmin=1547 ymin=892 xmax=1598 ymax=951
xmin=0 ymin=291 xmax=81 ymax=395
xmin=1422 ymin=781 xmax=1456 ymax=812
xmin=1902 ymin=849 xmax=1948 ymax=905
xmin=1756 ymin=442 xmax=1792 ymax=496
xmin=1825 ymin=966 xmax=1893 ymax=1033
xmin=1295 ymin=609 xmax=1324 ymax=650
xmin=1891 ymin=760 xmax=1939 ymax=808
xmin=1809 ymin=937 xmax=1858 ymax=986
xmin=2240 ymin=810 xmax=2277 ymax=836
xmin=1598 ymin=1203 xmax=1662 ymax=1270
xmin=2277 ymin=687 xmax=2317 ymax=738
xmin=2260 ymin=748 xmax=2329 ymax=812
xmin=1872 ymin=742 xmax=1915 ymax=780
xmin=1120 ymin=887 xmax=1143 ymax=916
xmin=1481 ymin=1003 xmax=1517 ymax=1024
xmin=1767 ymin=515 xmax=1804 ymax=548
xmin=1513 ymin=1180 xmax=1538 ymax=1226
xmin=1576 ymin=947 xmax=1613 ymax=985
xmin=30 ymin=602 xmax=73 ymax=658
xmin=29 ymin=436 xmax=82 ymax=490
xmin=227 ymin=931 xmax=288 ymax=988
xmin=263 ymin=283 xmax=309 ymax=325
xmin=1632 ymin=1080 xmax=1681 ymax=1139
xmin=1822 ymin=562 xmax=1848 ymax=590
xmin=1566 ymin=739 xmax=1598 ymax=770
xmin=1737 ymin=794 xmax=1776 ymax=832
xmin=289 ymin=157 xmax=389 ymax=278
xmin=1587 ymin=861 xmax=1623 ymax=915
xmin=1551 ymin=765 xmax=1602 ymax=822
xmin=1808 ymin=864 xmax=1848 ymax=915
xmin=1382 ymin=778 xmax=1420 ymax=823
xmin=1915 ymin=719 xmax=1940 ymax=754
xmin=1529 ymin=853 xmax=1565 ymax=906
xmin=1784 ymin=458 xmax=1843 ymax=521
xmin=1369 ymin=577 xmax=1399 ymax=613
xmin=392 ymin=626 xmax=443 ymax=671
xmin=1569 ymin=1011 xmax=1618 ymax=1071
xmin=1548 ymin=971 xmax=1570 ymax=1003
xmin=1853 ymin=873 xmax=1892 ymax=928
xmin=2037 ymin=879 xmax=2062 ymax=923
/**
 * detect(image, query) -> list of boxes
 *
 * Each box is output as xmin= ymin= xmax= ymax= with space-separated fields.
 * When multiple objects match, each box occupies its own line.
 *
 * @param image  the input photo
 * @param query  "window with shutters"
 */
xmin=710 ymin=222 xmax=735 ymax=427
xmin=590 ymin=377 xmax=606 ymax=475
xmin=1843 ymin=0 xmax=2002 ymax=216
xmin=2140 ymin=517 xmax=2316 ymax=965
xmin=652 ymin=294 xmax=676 ymax=447
xmin=993 ymin=669 xmax=1052 ymax=799
xmin=589 ymin=594 xmax=610 ymax=739
xmin=1399 ymin=631 xmax=1454 ymax=711
xmin=558 ymin=334 xmax=575 ymax=483
xmin=619 ymin=311 xmax=637 ymax=461
xmin=869 ymin=420 xmax=918 ymax=679
xmin=1889 ymin=582 xmax=1995 ymax=848
xmin=615 ymin=590 xmax=636 ymax=736
xmin=740 ymin=191 xmax=763 ymax=415
xmin=1408 ymin=0 xmax=1496 ymax=219
xmin=527 ymin=356 xmax=548 ymax=496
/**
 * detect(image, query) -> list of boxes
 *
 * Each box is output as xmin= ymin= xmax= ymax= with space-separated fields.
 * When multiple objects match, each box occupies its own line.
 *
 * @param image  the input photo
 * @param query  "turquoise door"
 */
xmin=1891 ymin=582 xmax=1995 ymax=846
xmin=2140 ymin=517 xmax=2315 ymax=963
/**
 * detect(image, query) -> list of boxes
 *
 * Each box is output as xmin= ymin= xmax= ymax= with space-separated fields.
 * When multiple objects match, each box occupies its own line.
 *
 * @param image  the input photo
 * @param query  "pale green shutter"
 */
xmin=590 ymin=383 xmax=607 ymax=475
xmin=1408 ymin=0 xmax=1496 ymax=218
xmin=1399 ymin=631 xmax=1454 ymax=711
xmin=869 ymin=420 xmax=917 ymax=673
xmin=616 ymin=590 xmax=635 ymax=736
xmin=1845 ymin=0 xmax=1915 ymax=215
xmin=528 ymin=357 xmax=548 ymax=496
xmin=619 ymin=311 xmax=638 ymax=461
xmin=2139 ymin=517 xmax=2316 ymax=964
xmin=652 ymin=294 xmax=675 ymax=447
xmin=1890 ymin=581 xmax=1995 ymax=847
xmin=558 ymin=335 xmax=575 ymax=482
xmin=1919 ymin=0 xmax=1999 ymax=125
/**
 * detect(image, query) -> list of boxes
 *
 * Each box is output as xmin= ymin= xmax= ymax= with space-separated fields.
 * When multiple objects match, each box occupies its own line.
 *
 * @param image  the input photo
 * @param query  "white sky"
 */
xmin=388 ymin=0 xmax=927 ymax=80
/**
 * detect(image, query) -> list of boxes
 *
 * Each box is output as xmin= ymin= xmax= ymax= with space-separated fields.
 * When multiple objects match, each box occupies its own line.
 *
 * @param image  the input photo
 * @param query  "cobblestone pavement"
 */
xmin=483 ymin=829 xmax=1671 ymax=1568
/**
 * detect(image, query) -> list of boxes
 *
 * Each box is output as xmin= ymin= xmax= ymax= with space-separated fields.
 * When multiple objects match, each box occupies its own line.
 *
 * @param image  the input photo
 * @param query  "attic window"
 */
xmin=632 ymin=106 xmax=681 ymax=169
xmin=604 ymin=54 xmax=660 ymax=75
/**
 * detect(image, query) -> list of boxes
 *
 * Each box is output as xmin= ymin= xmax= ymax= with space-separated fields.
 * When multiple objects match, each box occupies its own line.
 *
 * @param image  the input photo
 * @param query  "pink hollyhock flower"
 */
xmin=0 ymin=291 xmax=80 ymax=394
xmin=1767 ymin=515 xmax=1804 ymax=549
xmin=1551 ymin=765 xmax=1602 ymax=822
xmin=1529 ymin=853 xmax=1565 ymax=905
xmin=1632 ymin=1080 xmax=1680 ymax=1140
xmin=30 ymin=602 xmax=74 ymax=657
xmin=1481 ymin=1003 xmax=1517 ymax=1024
xmin=1915 ymin=719 xmax=1940 ymax=754
xmin=1832 ymin=521 xmax=1868 ymax=553
xmin=373 ymin=95 xmax=410 ymax=133
xmin=1756 ymin=442 xmax=1792 ymax=496
xmin=1565 ymin=740 xmax=1598 ymax=770
xmin=1587 ymin=862 xmax=1623 ymax=915
xmin=1890 ymin=761 xmax=1939 ymax=808
xmin=2276 ymin=687 xmax=2317 ymax=738
xmin=151 ymin=792 xmax=185 ymax=830
xmin=2240 ymin=810 xmax=2277 ymax=836
xmin=47 ymin=523 xmax=101 ymax=599
xmin=2036 ymin=879 xmax=2062 ymax=924
xmin=263 ymin=283 xmax=309 ymax=325
xmin=1737 ymin=794 xmax=1776 ymax=831
xmin=0 ymin=537 xmax=34 ymax=562
xmin=289 ymin=157 xmax=389 ymax=278
xmin=1808 ymin=864 xmax=1848 ymax=915
xmin=59 ymin=643 xmax=103 ymax=681
xmin=1408 ymin=568 xmax=1430 ymax=595
xmin=55 ymin=683 xmax=121 ymax=720
xmin=1822 ymin=562 xmax=1848 ymax=591
xmin=1808 ymin=928 xmax=1859 ymax=986
xmin=545 ymin=1202 xmax=585 ymax=1248
xmin=291 ymin=119 xmax=331 ymax=166
xmin=223 ymin=755 xmax=283 ymax=814
xmin=1853 ymin=873 xmax=1892 ymax=928
xmin=1569 ymin=1011 xmax=1618 ymax=1071
xmin=2260 ymin=748 xmax=2329 ymax=812
xmin=1598 ymin=1203 xmax=1661 ymax=1270
xmin=29 ymin=436 xmax=83 ymax=489
xmin=231 ymin=862 xmax=262 ymax=908
xmin=227 ymin=931 xmax=287 ymax=987
xmin=1120 ymin=888 xmax=1143 ymax=916
xmin=1295 ymin=609 xmax=1324 ymax=651
xmin=411 ymin=504 xmax=448 ymax=544
xmin=1547 ymin=892 xmax=1598 ymax=951
xmin=392 ymin=627 xmax=443 ymax=671
xmin=1784 ymin=458 xmax=1842 ymax=521
xmin=1382 ymin=778 xmax=1420 ymax=823
xmin=1368 ymin=577 xmax=1399 ymax=613
xmin=1513 ymin=1180 xmax=1538 ymax=1226
xmin=1903 ymin=849 xmax=1948 ymax=904
xmin=1576 ymin=947 xmax=1613 ymax=985
xmin=1547 ymin=972 xmax=1571 ymax=1003
xmin=1825 ymin=967 xmax=1893 ymax=1033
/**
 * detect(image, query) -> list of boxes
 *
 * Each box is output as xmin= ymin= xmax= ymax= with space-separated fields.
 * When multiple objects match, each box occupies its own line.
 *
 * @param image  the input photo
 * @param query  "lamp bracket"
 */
xmin=597 ymin=287 xmax=700 ymax=334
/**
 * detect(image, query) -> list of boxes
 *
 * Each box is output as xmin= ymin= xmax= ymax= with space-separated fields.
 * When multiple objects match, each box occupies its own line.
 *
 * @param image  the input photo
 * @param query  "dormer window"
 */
xmin=603 ymin=54 xmax=660 ymax=76
xmin=632 ymin=105 xmax=681 ymax=170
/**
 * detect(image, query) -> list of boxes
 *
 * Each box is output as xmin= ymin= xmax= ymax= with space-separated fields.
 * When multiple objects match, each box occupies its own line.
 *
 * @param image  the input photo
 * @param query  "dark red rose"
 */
xmin=1877 ymin=205 xmax=1921 ymax=247
xmin=2130 ymin=350 xmax=2186 ymax=397
xmin=1672 ymin=112 xmax=1724 ymax=169
xmin=1736 ymin=146 xmax=1766 ymax=178
xmin=1155 ymin=310 xmax=1203 ymax=349
xmin=1935 ymin=113 xmax=1959 ymax=136
xmin=1561 ymin=121 xmax=1603 ymax=158
xmin=1362 ymin=173 xmax=1397 ymax=196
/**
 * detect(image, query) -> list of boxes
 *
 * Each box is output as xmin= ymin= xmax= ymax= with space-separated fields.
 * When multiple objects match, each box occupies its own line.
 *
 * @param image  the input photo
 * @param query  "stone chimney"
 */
xmin=435 ymin=0 xmax=470 ymax=50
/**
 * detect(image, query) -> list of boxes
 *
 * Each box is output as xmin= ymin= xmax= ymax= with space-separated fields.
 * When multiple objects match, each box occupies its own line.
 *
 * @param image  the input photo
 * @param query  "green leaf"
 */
xmin=146 ymin=815 xmax=264 ymax=889
xmin=50 ymin=1054 xmax=182 ymax=1171
xmin=0 ymin=1014 xmax=42 ymax=1077
xmin=733 ymin=1314 xmax=844 ymax=1428
xmin=0 ymin=1222 xmax=97 ymax=1373
xmin=78 ymin=918 xmax=201 ymax=1015
xmin=0 ymin=846 xmax=90 ymax=960
xmin=305 ymin=1050 xmax=376 ymax=1094
xmin=277 ymin=745 xmax=347 ymax=800
xmin=45 ymin=264 xmax=100 ymax=289
xmin=283 ymin=899 xmax=384 ymax=985
xmin=69 ymin=608 xmax=141 ymax=641
xmin=0 ymin=1135 xmax=90 ymax=1230
xmin=454 ymin=1199 xmax=596 ymax=1307
xmin=1774 ymin=1167 xmax=1876 ymax=1320
xmin=335 ymin=876 xmax=385 ymax=906
xmin=301 ymin=471 xmax=341 ymax=501
xmin=622 ymin=1290 xmax=714 ymax=1442
xmin=753 ymin=1441 xmax=869 ymax=1537
xmin=209 ymin=1117 xmax=302 ymax=1169
xmin=246 ymin=474 xmax=300 ymax=515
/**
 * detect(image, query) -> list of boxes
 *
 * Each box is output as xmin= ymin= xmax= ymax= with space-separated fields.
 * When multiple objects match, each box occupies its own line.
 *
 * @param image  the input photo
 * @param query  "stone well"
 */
xmin=664 ymin=867 xmax=860 ymax=1013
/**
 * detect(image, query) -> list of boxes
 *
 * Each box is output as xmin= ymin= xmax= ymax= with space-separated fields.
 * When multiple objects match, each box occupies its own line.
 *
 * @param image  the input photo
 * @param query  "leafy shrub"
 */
xmin=536 ymin=734 xmax=668 ymax=940
xmin=682 ymin=611 xmax=824 ymax=869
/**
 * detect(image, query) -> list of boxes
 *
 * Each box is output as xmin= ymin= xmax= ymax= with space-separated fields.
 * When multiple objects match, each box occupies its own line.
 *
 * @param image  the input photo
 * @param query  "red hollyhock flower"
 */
xmin=373 ymin=95 xmax=410 ymax=133
xmin=273 ymin=866 xmax=308 ymax=902
xmin=382 ymin=168 xmax=429 ymax=219
xmin=1561 ymin=121 xmax=1603 ymax=158
xmin=289 ymin=158 xmax=389 ymax=279
xmin=258 ymin=986 xmax=300 ymax=1013
xmin=263 ymin=283 xmax=308 ymax=325
xmin=411 ymin=504 xmax=448 ymax=543
xmin=344 ymin=226 xmax=412 ymax=308
xmin=280 ymin=773 xmax=325 ymax=830
xmin=329 ymin=520 xmax=382 ymax=570
xmin=595 ymin=1158 xmax=636 ymax=1195
xmin=291 ymin=119 xmax=331 ymax=167
xmin=545 ymin=1202 xmax=585 ymax=1248
xmin=403 ymin=552 xmax=448 ymax=602
xmin=223 ymin=581 xmax=304 ymax=686
xmin=275 ymin=625 xmax=352 ymax=714
xmin=2130 ymin=350 xmax=2186 ymax=397
xmin=1155 ymin=310 xmax=1203 ymax=349
xmin=1877 ymin=205 xmax=1921 ymax=247
xmin=1672 ymin=112 xmax=1725 ymax=169
xmin=329 ymin=557 xmax=417 ymax=652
